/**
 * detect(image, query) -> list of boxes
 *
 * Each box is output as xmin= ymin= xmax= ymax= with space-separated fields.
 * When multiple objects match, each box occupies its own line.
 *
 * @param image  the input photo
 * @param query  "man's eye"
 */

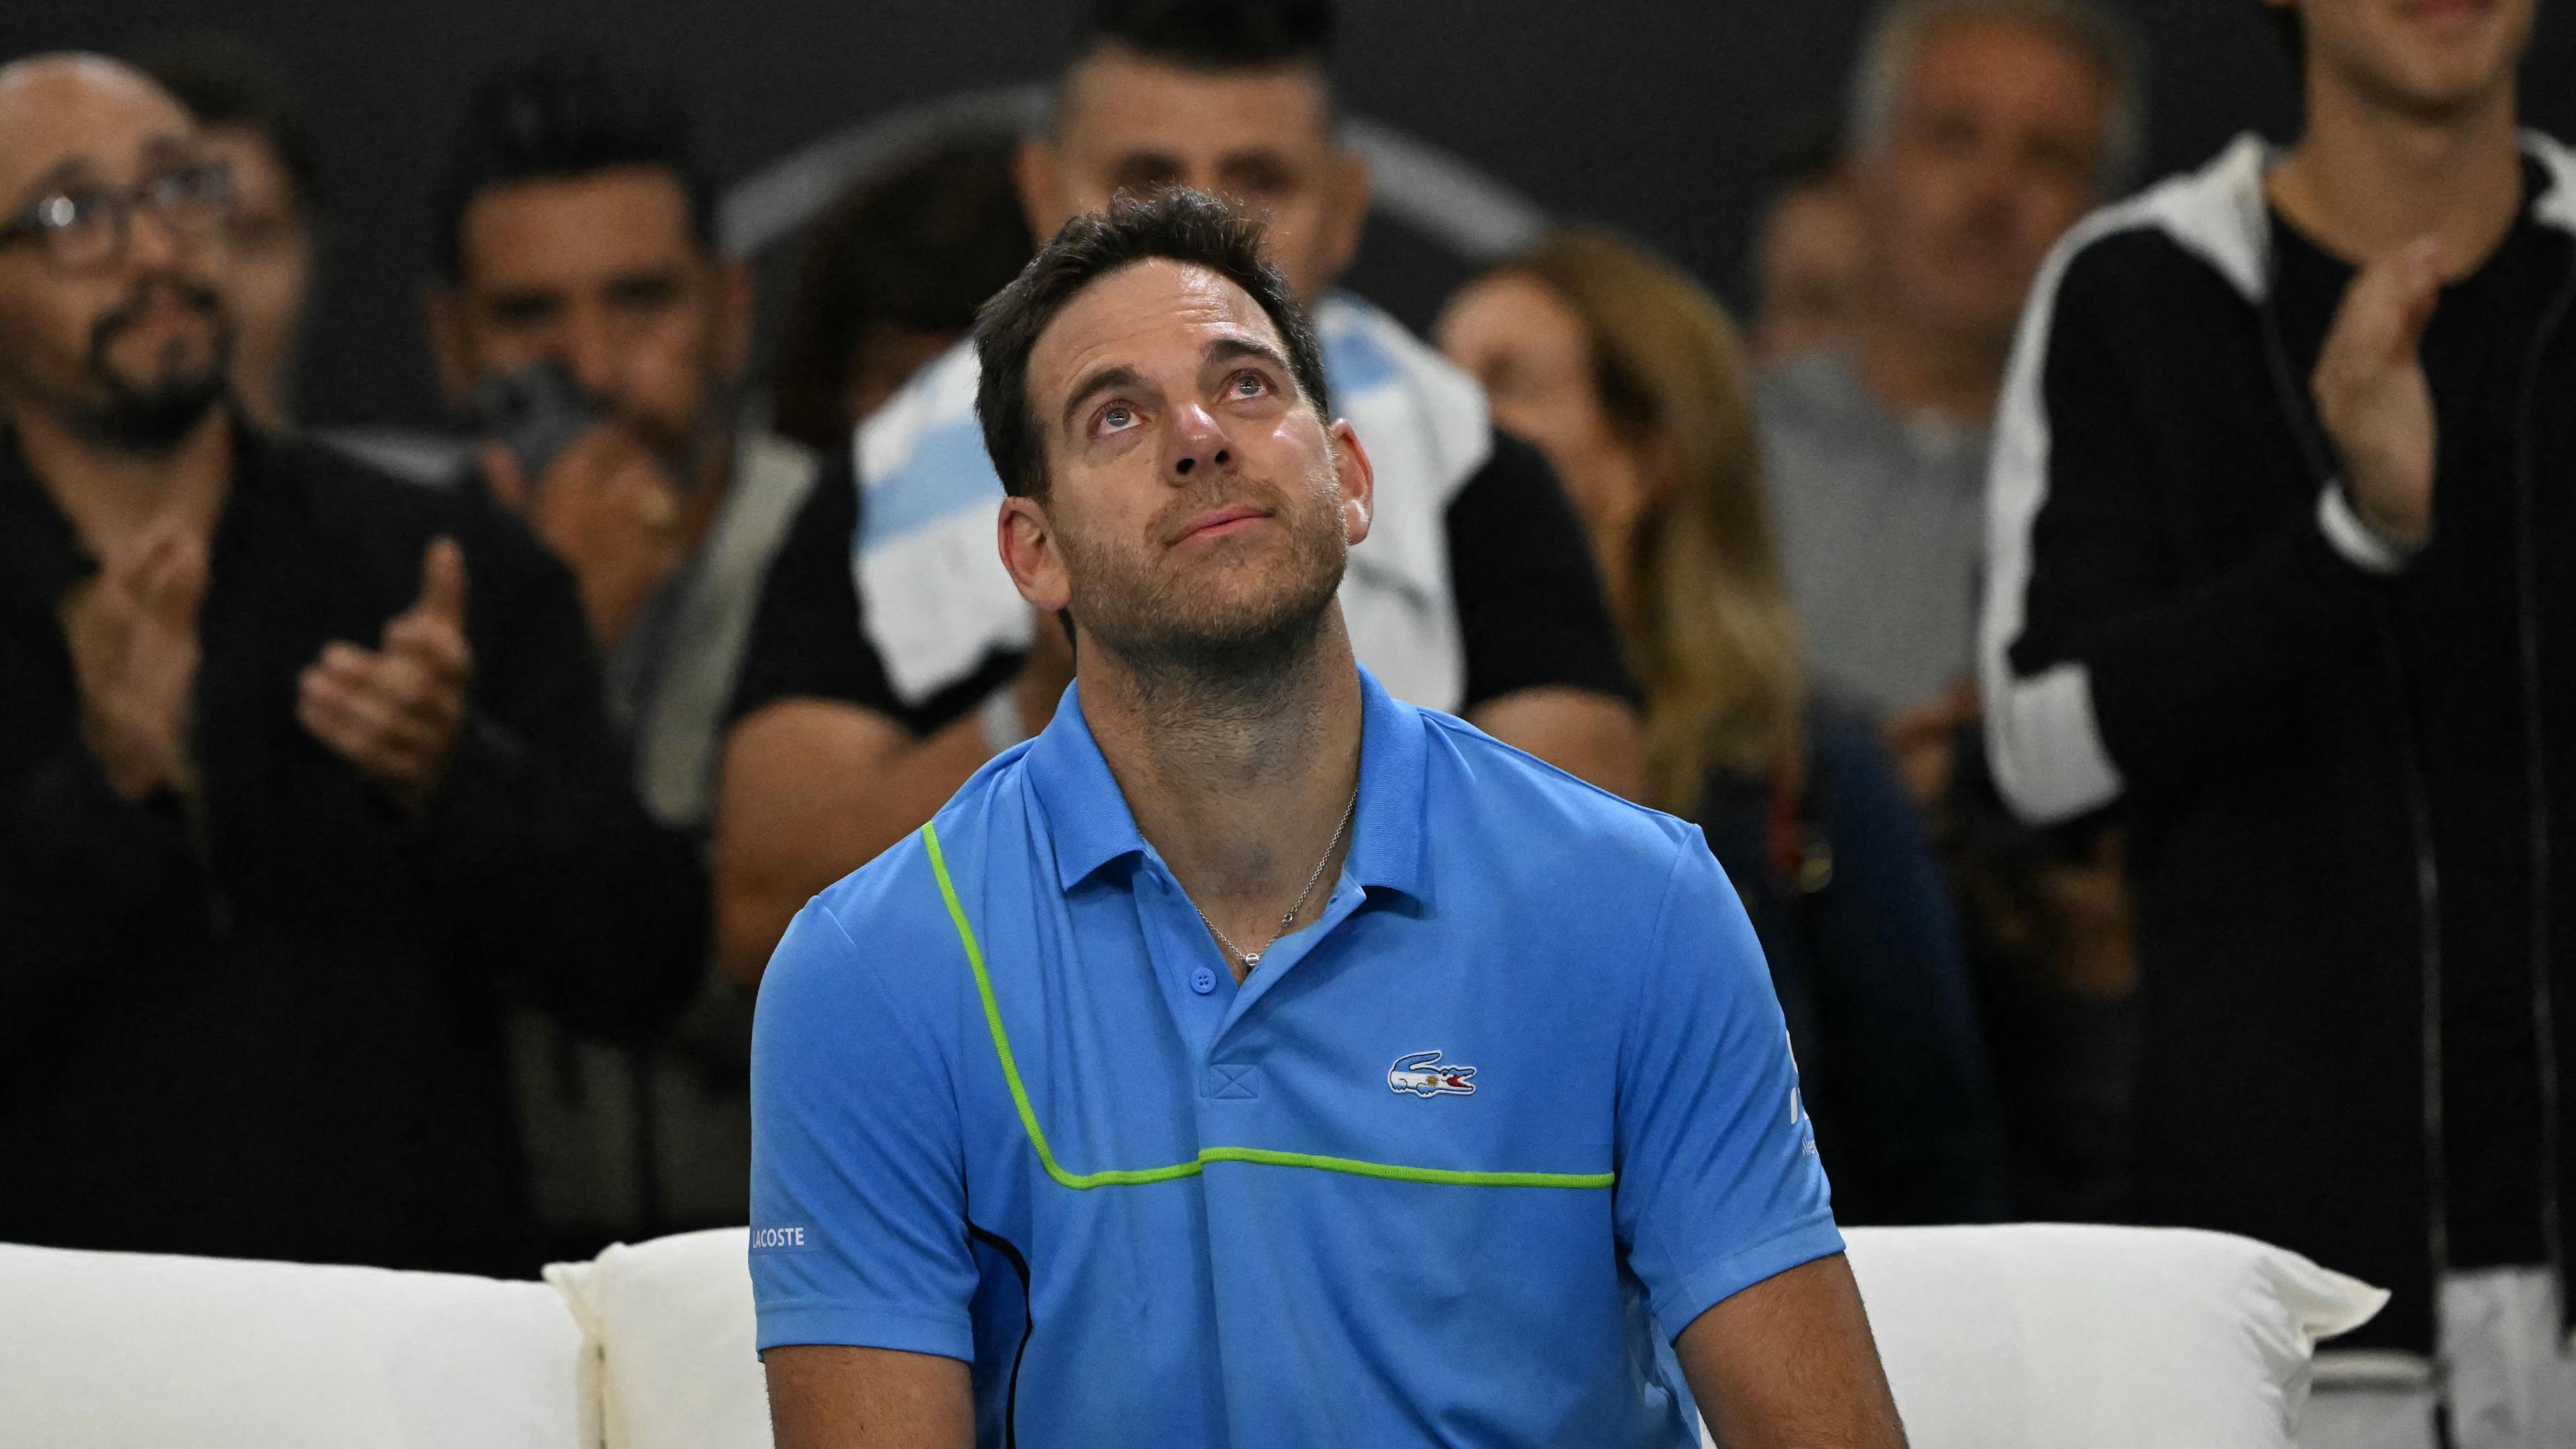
xmin=1229 ymin=372 xmax=1268 ymax=398
xmin=1100 ymin=404 xmax=1137 ymax=433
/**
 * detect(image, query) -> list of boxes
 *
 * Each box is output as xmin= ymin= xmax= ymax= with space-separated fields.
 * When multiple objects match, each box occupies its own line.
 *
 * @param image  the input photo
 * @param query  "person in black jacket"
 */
xmin=1982 ymin=0 xmax=2576 ymax=1436
xmin=1440 ymin=229 xmax=2006 ymax=1226
xmin=0 ymin=55 xmax=704 ymax=1276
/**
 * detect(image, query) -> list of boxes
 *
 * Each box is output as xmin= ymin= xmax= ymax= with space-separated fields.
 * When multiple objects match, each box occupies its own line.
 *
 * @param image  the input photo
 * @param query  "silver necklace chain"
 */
xmin=1189 ymin=783 xmax=1359 ymax=974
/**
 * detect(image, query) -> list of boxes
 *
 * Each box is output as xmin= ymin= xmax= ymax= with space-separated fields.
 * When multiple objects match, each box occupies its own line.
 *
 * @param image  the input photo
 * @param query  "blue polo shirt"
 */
xmin=749 ymin=667 xmax=1839 ymax=1447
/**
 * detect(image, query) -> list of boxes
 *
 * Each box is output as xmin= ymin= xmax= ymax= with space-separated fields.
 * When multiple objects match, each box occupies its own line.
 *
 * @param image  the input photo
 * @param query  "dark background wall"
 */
xmin=9 ymin=1 xmax=2574 ymax=433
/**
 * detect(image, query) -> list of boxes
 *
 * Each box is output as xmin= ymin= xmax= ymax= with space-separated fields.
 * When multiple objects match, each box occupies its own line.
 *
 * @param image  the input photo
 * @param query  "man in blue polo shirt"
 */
xmin=749 ymin=189 xmax=1906 ymax=1448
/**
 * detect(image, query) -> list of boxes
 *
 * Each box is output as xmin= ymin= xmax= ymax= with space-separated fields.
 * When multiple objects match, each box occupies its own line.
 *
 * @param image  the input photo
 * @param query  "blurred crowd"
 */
xmin=3 ymin=0 xmax=2570 ymax=1413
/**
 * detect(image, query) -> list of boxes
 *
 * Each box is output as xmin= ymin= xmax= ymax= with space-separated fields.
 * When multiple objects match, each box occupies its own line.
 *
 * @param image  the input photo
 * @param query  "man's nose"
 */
xmin=562 ymin=307 xmax=625 ymax=400
xmin=1168 ymin=402 xmax=1233 ymax=481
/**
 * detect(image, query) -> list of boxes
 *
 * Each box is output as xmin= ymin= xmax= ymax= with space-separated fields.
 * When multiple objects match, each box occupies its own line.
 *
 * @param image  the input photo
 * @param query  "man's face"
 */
xmin=0 ymin=59 xmax=233 ymax=451
xmin=201 ymin=126 xmax=311 ymax=431
xmin=2284 ymin=0 xmax=2534 ymax=117
xmin=999 ymin=258 xmax=1372 ymax=676
xmin=1018 ymin=49 xmax=1366 ymax=303
xmin=1754 ymin=176 xmax=1868 ymax=365
xmin=431 ymin=166 xmax=749 ymax=468
xmin=1858 ymin=17 xmax=2112 ymax=350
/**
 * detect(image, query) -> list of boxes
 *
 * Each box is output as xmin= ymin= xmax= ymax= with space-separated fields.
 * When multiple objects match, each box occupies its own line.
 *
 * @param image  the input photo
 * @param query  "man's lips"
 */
xmin=1170 ymin=504 xmax=1272 ymax=545
xmin=2406 ymin=0 xmax=2495 ymax=23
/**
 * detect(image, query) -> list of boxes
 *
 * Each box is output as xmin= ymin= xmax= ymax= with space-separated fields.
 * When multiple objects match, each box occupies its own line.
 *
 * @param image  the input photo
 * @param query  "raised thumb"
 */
xmin=415 ymin=537 xmax=468 ymax=628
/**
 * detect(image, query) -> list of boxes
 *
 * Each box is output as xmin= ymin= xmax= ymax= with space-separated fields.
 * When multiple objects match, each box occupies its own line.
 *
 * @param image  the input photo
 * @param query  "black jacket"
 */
xmin=1982 ymin=135 xmax=2576 ymax=1352
xmin=1698 ymin=704 xmax=2006 ymax=1226
xmin=0 ymin=423 xmax=706 ymax=1275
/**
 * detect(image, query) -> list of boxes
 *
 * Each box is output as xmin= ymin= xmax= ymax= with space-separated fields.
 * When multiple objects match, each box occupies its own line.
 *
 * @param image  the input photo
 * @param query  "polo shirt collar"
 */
xmin=1024 ymin=664 xmax=1429 ymax=904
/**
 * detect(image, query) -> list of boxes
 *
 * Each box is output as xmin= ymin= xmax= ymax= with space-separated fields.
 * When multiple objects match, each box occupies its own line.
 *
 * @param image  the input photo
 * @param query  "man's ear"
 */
xmin=1314 ymin=147 xmax=1372 ymax=289
xmin=997 ymin=492 xmax=1073 ymax=612
xmin=712 ymin=255 xmax=757 ymax=386
xmin=423 ymin=284 xmax=474 ymax=405
xmin=1329 ymin=418 xmax=1375 ymax=547
xmin=1015 ymin=136 xmax=1071 ymax=249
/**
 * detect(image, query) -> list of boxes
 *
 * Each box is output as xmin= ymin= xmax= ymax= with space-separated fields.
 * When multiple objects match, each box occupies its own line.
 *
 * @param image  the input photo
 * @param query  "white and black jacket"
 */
xmin=1980 ymin=133 xmax=2576 ymax=1352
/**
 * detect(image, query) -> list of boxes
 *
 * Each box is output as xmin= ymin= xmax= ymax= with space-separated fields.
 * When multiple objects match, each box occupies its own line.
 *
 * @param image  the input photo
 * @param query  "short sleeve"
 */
xmin=749 ymin=898 xmax=978 ymax=1358
xmin=729 ymin=449 xmax=1022 ymax=737
xmin=1442 ymin=431 xmax=1641 ymax=710
xmin=1613 ymin=838 xmax=1843 ymax=1339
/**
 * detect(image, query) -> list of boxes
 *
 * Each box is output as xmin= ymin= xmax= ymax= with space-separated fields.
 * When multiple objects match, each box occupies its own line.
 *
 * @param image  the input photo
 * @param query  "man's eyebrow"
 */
xmin=8 ymin=158 xmax=90 ymax=213
xmin=1207 ymin=336 xmax=1296 ymax=388
xmin=1059 ymin=364 xmax=1146 ymax=434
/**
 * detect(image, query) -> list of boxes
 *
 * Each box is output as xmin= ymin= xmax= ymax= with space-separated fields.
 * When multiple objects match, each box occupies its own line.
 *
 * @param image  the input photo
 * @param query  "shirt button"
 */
xmin=1189 ymin=966 xmax=1218 ymax=995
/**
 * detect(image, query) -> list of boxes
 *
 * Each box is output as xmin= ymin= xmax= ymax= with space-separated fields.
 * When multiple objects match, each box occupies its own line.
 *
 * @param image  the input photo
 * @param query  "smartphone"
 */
xmin=471 ymin=358 xmax=601 ymax=489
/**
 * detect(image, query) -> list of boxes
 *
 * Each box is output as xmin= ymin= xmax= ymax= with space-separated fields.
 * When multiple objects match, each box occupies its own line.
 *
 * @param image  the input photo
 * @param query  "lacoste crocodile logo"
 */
xmin=1388 ymin=1050 xmax=1477 ymax=1097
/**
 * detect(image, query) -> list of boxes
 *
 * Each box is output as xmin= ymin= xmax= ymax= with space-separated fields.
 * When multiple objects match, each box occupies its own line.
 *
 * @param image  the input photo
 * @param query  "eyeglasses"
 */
xmin=0 ymin=162 xmax=234 ymax=276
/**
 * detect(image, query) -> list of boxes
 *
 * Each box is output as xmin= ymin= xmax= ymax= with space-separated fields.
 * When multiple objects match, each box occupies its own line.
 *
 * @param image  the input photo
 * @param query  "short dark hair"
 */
xmin=771 ymin=132 xmax=1035 ymax=451
xmin=131 ymin=34 xmax=319 ymax=213
xmin=1080 ymin=0 xmax=1336 ymax=70
xmin=2262 ymin=3 xmax=2304 ymax=68
xmin=433 ymin=52 xmax=712 ymax=280
xmin=974 ymin=189 xmax=1331 ymax=500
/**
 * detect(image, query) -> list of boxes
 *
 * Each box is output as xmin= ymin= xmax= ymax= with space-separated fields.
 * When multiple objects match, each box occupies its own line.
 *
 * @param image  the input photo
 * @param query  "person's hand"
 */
xmin=297 ymin=539 xmax=472 ymax=812
xmin=484 ymin=424 xmax=691 ymax=648
xmin=1883 ymin=676 xmax=1980 ymax=809
xmin=2314 ymin=237 xmax=2443 ymax=549
xmin=61 ymin=517 xmax=208 ymax=801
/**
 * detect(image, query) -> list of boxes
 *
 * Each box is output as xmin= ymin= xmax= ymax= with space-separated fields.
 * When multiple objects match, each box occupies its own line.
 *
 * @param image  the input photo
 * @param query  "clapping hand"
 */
xmin=2314 ymin=237 xmax=2443 ymax=549
xmin=62 ymin=517 xmax=208 ymax=801
xmin=297 ymin=538 xmax=472 ymax=811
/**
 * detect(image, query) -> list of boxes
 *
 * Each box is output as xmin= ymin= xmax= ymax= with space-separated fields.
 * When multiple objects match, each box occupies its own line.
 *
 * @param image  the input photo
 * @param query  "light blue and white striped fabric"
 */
xmin=849 ymin=291 xmax=1493 ymax=714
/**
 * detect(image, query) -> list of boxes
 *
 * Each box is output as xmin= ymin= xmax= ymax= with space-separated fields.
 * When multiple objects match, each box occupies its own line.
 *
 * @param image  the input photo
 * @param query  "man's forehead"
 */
xmin=1031 ymin=259 xmax=1282 ymax=394
xmin=0 ymin=56 xmax=196 ymax=199
xmin=459 ymin=167 xmax=699 ymax=285
xmin=1058 ymin=49 xmax=1333 ymax=160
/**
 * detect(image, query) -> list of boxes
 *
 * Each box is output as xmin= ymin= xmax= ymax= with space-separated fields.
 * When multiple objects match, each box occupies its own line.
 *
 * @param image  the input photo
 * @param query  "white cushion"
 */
xmin=1838 ymin=1224 xmax=2387 ymax=1449
xmin=546 ymin=1228 xmax=769 ymax=1449
xmin=0 ymin=1240 xmax=591 ymax=1449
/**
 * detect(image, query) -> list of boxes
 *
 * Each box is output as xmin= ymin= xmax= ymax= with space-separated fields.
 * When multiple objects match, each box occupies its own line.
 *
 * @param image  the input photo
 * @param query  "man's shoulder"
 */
xmin=260 ymin=429 xmax=526 ymax=566
xmin=1414 ymin=707 xmax=1699 ymax=881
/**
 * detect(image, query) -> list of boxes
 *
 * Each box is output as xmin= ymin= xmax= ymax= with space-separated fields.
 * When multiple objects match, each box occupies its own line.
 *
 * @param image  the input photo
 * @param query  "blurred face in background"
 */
xmin=2271 ymin=0 xmax=2533 ymax=116
xmin=197 ymin=125 xmax=309 ymax=431
xmin=1856 ymin=16 xmax=2112 ymax=352
xmin=1435 ymin=271 xmax=1651 ymax=572
xmin=1018 ymin=46 xmax=1368 ymax=302
xmin=0 ymin=60 xmax=233 ymax=451
xmin=1752 ymin=174 xmax=1867 ymax=365
xmin=429 ymin=166 xmax=751 ymax=471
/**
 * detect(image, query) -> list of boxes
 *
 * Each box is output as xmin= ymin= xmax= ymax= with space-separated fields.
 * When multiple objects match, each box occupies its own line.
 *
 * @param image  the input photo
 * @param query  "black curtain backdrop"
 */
xmin=9 ymin=1 xmax=2574 ymax=433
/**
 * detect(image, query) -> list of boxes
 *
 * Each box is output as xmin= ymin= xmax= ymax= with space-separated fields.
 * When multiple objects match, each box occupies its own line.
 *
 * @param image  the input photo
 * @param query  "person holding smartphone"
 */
xmin=422 ymin=53 xmax=820 ymax=1252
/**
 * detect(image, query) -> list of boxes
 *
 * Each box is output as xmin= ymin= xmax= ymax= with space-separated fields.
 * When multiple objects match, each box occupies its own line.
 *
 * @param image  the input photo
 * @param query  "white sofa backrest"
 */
xmin=550 ymin=1223 xmax=2385 ymax=1449
xmin=0 ymin=1240 xmax=591 ymax=1449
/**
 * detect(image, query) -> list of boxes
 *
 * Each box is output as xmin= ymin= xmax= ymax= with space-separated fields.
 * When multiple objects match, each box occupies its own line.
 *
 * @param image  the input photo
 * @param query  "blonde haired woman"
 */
xmin=1438 ymin=230 xmax=2003 ymax=1223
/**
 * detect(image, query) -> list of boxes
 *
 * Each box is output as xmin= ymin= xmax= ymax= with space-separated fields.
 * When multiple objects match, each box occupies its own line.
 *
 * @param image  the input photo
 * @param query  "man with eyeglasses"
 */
xmin=0 ymin=54 xmax=706 ymax=1275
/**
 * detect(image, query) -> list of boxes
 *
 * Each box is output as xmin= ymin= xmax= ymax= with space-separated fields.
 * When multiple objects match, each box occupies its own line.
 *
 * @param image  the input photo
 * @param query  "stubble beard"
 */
xmin=1062 ymin=471 xmax=1348 ymax=720
xmin=70 ymin=276 xmax=234 ymax=454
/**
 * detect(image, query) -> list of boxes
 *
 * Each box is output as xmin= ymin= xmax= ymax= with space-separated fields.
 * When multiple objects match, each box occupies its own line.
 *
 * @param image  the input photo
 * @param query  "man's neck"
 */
xmin=2269 ymin=72 xmax=2524 ymax=277
xmin=1079 ymin=610 xmax=1365 ymax=974
xmin=1847 ymin=310 xmax=2006 ymax=425
xmin=15 ymin=406 xmax=234 ymax=561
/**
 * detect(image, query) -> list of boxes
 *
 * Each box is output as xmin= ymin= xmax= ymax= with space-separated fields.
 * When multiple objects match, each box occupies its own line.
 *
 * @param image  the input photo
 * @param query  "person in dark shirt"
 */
xmin=712 ymin=0 xmax=1642 ymax=985
xmin=0 ymin=55 xmax=703 ymax=1275
xmin=1984 ymin=0 xmax=2576 ymax=1433
xmin=1440 ymin=228 xmax=2004 ymax=1226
